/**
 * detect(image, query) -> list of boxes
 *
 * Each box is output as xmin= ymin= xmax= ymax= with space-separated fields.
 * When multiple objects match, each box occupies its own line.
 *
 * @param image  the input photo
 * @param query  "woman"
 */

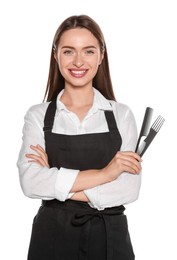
xmin=17 ymin=15 xmax=142 ymax=260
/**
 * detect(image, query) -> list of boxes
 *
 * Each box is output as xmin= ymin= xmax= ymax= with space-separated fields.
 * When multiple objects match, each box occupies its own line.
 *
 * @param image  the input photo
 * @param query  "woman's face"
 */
xmin=55 ymin=28 xmax=104 ymax=89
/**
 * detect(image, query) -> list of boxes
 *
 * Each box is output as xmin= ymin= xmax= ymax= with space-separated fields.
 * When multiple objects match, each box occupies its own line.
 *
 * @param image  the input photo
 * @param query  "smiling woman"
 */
xmin=17 ymin=15 xmax=142 ymax=260
xmin=55 ymin=28 xmax=104 ymax=89
xmin=44 ymin=15 xmax=114 ymax=102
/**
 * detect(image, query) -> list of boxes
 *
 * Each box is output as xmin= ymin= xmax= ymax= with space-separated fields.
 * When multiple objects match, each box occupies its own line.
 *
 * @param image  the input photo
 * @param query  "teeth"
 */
xmin=71 ymin=70 xmax=86 ymax=75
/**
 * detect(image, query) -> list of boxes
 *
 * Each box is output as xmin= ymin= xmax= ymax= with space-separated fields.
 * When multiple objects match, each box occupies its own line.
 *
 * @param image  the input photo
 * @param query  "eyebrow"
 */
xmin=61 ymin=45 xmax=97 ymax=50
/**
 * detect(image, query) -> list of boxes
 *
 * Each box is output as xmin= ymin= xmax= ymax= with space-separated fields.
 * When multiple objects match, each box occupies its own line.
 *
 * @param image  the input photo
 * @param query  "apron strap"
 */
xmin=104 ymin=110 xmax=118 ymax=131
xmin=43 ymin=99 xmax=56 ymax=132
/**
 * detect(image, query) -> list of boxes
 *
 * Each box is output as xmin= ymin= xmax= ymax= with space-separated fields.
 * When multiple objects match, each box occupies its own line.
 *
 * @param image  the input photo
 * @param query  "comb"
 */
xmin=135 ymin=107 xmax=153 ymax=153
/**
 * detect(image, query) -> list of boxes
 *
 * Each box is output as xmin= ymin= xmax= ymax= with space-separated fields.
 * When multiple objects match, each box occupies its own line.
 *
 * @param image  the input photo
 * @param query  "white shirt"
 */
xmin=17 ymin=88 xmax=141 ymax=210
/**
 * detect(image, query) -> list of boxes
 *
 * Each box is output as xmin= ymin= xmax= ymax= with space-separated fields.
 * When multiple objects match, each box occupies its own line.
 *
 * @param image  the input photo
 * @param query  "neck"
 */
xmin=61 ymin=85 xmax=94 ymax=107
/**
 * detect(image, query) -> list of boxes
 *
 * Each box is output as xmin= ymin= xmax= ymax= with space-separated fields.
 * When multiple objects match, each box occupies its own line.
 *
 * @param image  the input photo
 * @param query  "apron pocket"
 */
xmin=110 ymin=215 xmax=135 ymax=260
xmin=27 ymin=206 xmax=56 ymax=260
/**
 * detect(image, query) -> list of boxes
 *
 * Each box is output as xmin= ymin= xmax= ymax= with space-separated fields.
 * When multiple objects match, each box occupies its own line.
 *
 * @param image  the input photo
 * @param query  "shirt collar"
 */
xmin=92 ymin=88 xmax=113 ymax=111
xmin=56 ymin=89 xmax=68 ymax=112
xmin=56 ymin=87 xmax=113 ymax=112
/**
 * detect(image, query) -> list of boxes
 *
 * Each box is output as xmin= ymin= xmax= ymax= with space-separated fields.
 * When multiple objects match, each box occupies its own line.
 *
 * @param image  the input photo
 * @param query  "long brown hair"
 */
xmin=44 ymin=15 xmax=116 ymax=101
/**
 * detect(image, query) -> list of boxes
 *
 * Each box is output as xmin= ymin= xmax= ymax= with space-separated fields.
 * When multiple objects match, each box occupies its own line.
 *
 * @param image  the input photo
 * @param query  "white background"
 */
xmin=0 ymin=0 xmax=176 ymax=259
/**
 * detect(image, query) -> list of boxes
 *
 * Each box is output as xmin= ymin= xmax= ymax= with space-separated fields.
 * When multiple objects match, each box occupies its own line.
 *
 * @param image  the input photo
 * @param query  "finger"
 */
xmin=122 ymin=159 xmax=142 ymax=174
xmin=30 ymin=145 xmax=45 ymax=155
xmin=36 ymin=144 xmax=46 ymax=153
xmin=27 ymin=159 xmax=42 ymax=164
xmin=30 ymin=145 xmax=48 ymax=163
xmin=26 ymin=154 xmax=48 ymax=167
xmin=115 ymin=154 xmax=142 ymax=174
xmin=116 ymin=153 xmax=142 ymax=169
xmin=123 ymin=165 xmax=140 ymax=175
xmin=116 ymin=152 xmax=142 ymax=170
xmin=117 ymin=151 xmax=142 ymax=162
xmin=26 ymin=153 xmax=45 ymax=165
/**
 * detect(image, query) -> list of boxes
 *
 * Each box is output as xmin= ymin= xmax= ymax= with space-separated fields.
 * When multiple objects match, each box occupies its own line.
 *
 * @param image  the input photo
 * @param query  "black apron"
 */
xmin=27 ymin=100 xmax=135 ymax=260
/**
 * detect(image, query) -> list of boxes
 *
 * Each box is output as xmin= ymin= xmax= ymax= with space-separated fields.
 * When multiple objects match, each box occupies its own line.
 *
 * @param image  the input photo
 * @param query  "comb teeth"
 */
xmin=152 ymin=115 xmax=165 ymax=132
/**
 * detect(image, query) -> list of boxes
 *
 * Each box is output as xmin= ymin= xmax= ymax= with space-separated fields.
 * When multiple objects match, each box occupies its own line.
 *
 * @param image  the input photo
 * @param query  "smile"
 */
xmin=69 ymin=69 xmax=88 ymax=78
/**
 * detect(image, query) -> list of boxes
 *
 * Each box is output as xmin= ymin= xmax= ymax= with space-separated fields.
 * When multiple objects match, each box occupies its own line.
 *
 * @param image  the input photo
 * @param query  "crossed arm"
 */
xmin=26 ymin=144 xmax=142 ymax=202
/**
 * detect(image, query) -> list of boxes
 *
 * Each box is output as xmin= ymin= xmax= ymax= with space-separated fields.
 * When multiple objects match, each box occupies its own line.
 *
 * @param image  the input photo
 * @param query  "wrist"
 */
xmin=99 ymin=168 xmax=113 ymax=183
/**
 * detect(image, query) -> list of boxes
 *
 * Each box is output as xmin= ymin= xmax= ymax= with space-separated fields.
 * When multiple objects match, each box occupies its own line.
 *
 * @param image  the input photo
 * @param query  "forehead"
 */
xmin=59 ymin=28 xmax=99 ymax=48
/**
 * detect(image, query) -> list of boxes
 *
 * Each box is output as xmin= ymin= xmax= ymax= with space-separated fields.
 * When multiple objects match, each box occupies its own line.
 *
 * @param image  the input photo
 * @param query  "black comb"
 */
xmin=135 ymin=107 xmax=153 ymax=153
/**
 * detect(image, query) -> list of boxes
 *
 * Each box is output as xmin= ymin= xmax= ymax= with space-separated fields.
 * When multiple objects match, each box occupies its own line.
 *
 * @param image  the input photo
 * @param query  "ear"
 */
xmin=99 ymin=50 xmax=105 ymax=65
xmin=53 ymin=48 xmax=58 ymax=62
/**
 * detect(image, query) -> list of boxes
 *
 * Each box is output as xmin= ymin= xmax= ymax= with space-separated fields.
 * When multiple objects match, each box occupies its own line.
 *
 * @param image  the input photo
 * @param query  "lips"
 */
xmin=69 ymin=69 xmax=88 ymax=78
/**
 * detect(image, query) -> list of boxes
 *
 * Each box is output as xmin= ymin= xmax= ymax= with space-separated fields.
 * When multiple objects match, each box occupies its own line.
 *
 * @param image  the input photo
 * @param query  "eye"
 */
xmin=63 ymin=49 xmax=74 ymax=56
xmin=85 ymin=49 xmax=95 ymax=55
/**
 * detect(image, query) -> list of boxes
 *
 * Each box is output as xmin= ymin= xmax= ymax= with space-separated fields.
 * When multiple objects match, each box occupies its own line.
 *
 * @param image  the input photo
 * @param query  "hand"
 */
xmin=103 ymin=151 xmax=142 ymax=182
xmin=25 ymin=144 xmax=49 ymax=167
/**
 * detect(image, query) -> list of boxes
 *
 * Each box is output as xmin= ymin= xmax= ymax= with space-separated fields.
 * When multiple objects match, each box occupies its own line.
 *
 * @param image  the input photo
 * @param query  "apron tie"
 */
xmin=72 ymin=206 xmax=125 ymax=260
xmin=72 ymin=210 xmax=104 ymax=225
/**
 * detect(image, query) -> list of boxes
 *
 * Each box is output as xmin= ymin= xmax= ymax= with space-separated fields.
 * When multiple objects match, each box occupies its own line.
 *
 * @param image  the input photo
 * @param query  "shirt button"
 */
xmin=77 ymin=124 xmax=85 ymax=134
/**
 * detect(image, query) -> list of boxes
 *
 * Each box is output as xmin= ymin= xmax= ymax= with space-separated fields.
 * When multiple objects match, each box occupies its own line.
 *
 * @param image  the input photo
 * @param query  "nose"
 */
xmin=73 ymin=53 xmax=84 ymax=68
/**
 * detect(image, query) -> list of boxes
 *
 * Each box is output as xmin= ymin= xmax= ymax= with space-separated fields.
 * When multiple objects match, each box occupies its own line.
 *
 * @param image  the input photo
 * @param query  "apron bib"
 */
xmin=28 ymin=100 xmax=135 ymax=260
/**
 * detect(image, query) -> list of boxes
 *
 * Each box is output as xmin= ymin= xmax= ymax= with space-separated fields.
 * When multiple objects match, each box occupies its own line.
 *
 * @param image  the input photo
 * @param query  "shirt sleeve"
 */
xmin=84 ymin=104 xmax=142 ymax=210
xmin=17 ymin=104 xmax=79 ymax=201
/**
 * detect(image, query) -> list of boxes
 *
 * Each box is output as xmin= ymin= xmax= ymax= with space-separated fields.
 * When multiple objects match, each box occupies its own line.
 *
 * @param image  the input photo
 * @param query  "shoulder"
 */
xmin=109 ymin=100 xmax=138 ymax=150
xmin=24 ymin=101 xmax=51 ymax=123
xmin=109 ymin=100 xmax=135 ymax=121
